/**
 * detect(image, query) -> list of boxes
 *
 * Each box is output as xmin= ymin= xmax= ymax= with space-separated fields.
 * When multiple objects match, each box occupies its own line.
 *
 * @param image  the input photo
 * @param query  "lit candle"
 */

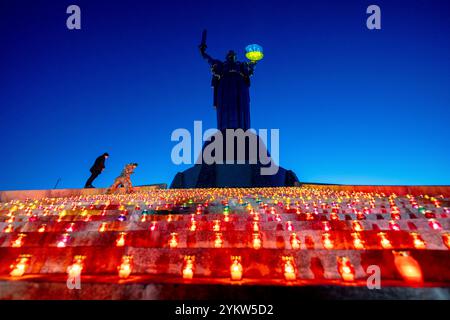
xmin=389 ymin=220 xmax=401 ymax=231
xmin=230 ymin=256 xmax=243 ymax=281
xmin=428 ymin=219 xmax=442 ymax=231
xmin=38 ymin=224 xmax=47 ymax=233
xmin=213 ymin=220 xmax=220 ymax=232
xmin=286 ymin=221 xmax=293 ymax=232
xmin=290 ymin=233 xmax=301 ymax=249
xmin=118 ymin=255 xmax=133 ymax=279
xmin=11 ymin=233 xmax=26 ymax=248
xmin=116 ymin=232 xmax=127 ymax=247
xmin=337 ymin=257 xmax=355 ymax=281
xmin=214 ymin=233 xmax=223 ymax=248
xmin=150 ymin=221 xmax=157 ymax=231
xmin=57 ymin=233 xmax=70 ymax=248
xmin=10 ymin=254 xmax=32 ymax=277
xmin=169 ymin=233 xmax=178 ymax=248
xmin=3 ymin=224 xmax=14 ymax=233
xmin=322 ymin=233 xmax=334 ymax=249
xmin=98 ymin=222 xmax=107 ymax=232
xmin=67 ymin=255 xmax=85 ymax=279
xmin=352 ymin=221 xmax=363 ymax=232
xmin=282 ymin=256 xmax=296 ymax=281
xmin=351 ymin=232 xmax=365 ymax=249
xmin=410 ymin=232 xmax=426 ymax=249
xmin=393 ymin=251 xmax=423 ymax=283
xmin=189 ymin=220 xmax=197 ymax=232
xmin=322 ymin=221 xmax=331 ymax=232
xmin=65 ymin=223 xmax=75 ymax=233
xmin=252 ymin=233 xmax=262 ymax=250
xmin=377 ymin=232 xmax=392 ymax=249
xmin=182 ymin=256 xmax=195 ymax=279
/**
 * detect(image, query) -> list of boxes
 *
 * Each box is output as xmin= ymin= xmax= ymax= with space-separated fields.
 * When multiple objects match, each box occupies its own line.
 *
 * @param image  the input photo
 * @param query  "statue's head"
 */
xmin=225 ymin=50 xmax=237 ymax=62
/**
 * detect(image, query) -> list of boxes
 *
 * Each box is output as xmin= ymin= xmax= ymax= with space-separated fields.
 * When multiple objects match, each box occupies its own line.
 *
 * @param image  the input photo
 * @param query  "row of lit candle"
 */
xmin=3 ymin=228 xmax=450 ymax=250
xmin=9 ymin=252 xmax=424 ymax=284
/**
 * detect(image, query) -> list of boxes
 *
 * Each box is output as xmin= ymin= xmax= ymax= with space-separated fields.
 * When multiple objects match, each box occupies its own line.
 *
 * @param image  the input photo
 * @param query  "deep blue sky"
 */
xmin=1 ymin=0 xmax=449 ymax=190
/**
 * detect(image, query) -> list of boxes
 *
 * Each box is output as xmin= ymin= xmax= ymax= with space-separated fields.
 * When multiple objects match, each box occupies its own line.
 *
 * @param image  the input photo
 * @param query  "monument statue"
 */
xmin=199 ymin=30 xmax=259 ymax=131
xmin=169 ymin=31 xmax=299 ymax=188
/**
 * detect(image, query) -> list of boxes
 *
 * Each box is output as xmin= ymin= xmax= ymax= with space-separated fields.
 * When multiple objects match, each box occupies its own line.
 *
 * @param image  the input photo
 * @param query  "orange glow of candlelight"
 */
xmin=290 ymin=233 xmax=301 ymax=249
xmin=11 ymin=234 xmax=26 ymax=248
xmin=10 ymin=254 xmax=32 ymax=277
xmin=252 ymin=233 xmax=262 ymax=250
xmin=169 ymin=233 xmax=178 ymax=248
xmin=3 ymin=224 xmax=14 ymax=233
xmin=214 ymin=233 xmax=223 ymax=248
xmin=352 ymin=221 xmax=363 ymax=232
xmin=351 ymin=232 xmax=365 ymax=250
xmin=322 ymin=233 xmax=334 ymax=249
xmin=282 ymin=256 xmax=296 ymax=281
xmin=393 ymin=251 xmax=423 ymax=283
xmin=116 ymin=232 xmax=127 ymax=247
xmin=337 ymin=257 xmax=355 ymax=281
xmin=118 ymin=255 xmax=133 ymax=279
xmin=67 ymin=255 xmax=86 ymax=279
xmin=98 ymin=222 xmax=107 ymax=232
xmin=182 ymin=255 xmax=195 ymax=279
xmin=410 ymin=232 xmax=426 ymax=249
xmin=230 ymin=256 xmax=243 ymax=281
xmin=378 ymin=232 xmax=392 ymax=249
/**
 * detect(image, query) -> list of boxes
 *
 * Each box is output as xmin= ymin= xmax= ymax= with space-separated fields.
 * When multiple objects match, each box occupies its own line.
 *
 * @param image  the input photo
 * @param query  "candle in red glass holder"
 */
xmin=116 ymin=232 xmax=127 ymax=247
xmin=286 ymin=221 xmax=293 ymax=232
xmin=118 ymin=255 xmax=133 ymax=279
xmin=213 ymin=220 xmax=220 ymax=232
xmin=65 ymin=223 xmax=75 ymax=233
xmin=10 ymin=254 xmax=32 ymax=277
xmin=290 ymin=233 xmax=301 ymax=249
xmin=230 ymin=256 xmax=243 ymax=281
xmin=389 ymin=220 xmax=401 ymax=231
xmin=352 ymin=221 xmax=364 ymax=232
xmin=377 ymin=232 xmax=392 ymax=249
xmin=57 ymin=233 xmax=70 ymax=248
xmin=322 ymin=233 xmax=334 ymax=249
xmin=351 ymin=232 xmax=365 ymax=249
xmin=189 ymin=220 xmax=197 ymax=232
xmin=67 ymin=255 xmax=86 ymax=279
xmin=169 ymin=233 xmax=178 ymax=248
xmin=214 ymin=232 xmax=223 ymax=248
xmin=282 ymin=256 xmax=296 ymax=281
xmin=337 ymin=257 xmax=355 ymax=281
xmin=11 ymin=233 xmax=26 ymax=248
xmin=98 ymin=222 xmax=107 ymax=232
xmin=410 ymin=232 xmax=426 ymax=249
xmin=182 ymin=255 xmax=195 ymax=279
xmin=252 ymin=233 xmax=262 ymax=250
xmin=393 ymin=251 xmax=423 ymax=283
xmin=3 ymin=224 xmax=14 ymax=233
xmin=428 ymin=219 xmax=442 ymax=231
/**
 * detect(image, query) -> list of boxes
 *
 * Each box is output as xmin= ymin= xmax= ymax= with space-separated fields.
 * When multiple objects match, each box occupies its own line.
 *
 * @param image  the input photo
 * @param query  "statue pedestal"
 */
xmin=170 ymin=130 xmax=300 ymax=188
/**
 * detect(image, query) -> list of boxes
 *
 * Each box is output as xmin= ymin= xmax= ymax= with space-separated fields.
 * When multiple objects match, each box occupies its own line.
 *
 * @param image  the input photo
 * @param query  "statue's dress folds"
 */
xmin=202 ymin=53 xmax=255 ymax=131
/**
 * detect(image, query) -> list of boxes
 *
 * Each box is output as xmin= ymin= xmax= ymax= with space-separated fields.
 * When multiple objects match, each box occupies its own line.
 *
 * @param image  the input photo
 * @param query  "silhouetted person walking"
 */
xmin=84 ymin=153 xmax=109 ymax=188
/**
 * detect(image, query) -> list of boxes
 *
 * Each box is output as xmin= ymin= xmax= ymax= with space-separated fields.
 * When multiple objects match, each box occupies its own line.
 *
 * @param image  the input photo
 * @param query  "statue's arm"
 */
xmin=246 ymin=61 xmax=257 ymax=76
